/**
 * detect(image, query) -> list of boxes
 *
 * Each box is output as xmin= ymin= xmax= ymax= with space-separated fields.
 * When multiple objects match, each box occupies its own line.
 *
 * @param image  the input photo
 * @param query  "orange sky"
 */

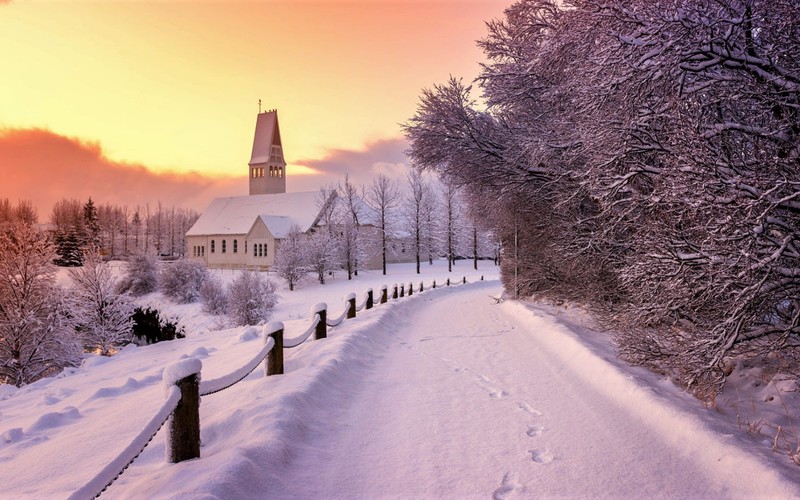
xmin=1 ymin=0 xmax=505 ymax=216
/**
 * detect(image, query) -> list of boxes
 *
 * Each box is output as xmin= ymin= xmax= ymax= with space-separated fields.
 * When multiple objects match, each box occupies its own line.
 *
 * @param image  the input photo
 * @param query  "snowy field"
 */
xmin=2 ymin=259 xmax=799 ymax=498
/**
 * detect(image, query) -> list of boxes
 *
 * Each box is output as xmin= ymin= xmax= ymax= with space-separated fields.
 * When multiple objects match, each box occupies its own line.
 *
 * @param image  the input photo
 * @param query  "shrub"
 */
xmin=117 ymin=253 xmax=158 ymax=296
xmin=131 ymin=307 xmax=185 ymax=345
xmin=159 ymin=259 xmax=209 ymax=303
xmin=227 ymin=272 xmax=278 ymax=326
xmin=200 ymin=276 xmax=228 ymax=315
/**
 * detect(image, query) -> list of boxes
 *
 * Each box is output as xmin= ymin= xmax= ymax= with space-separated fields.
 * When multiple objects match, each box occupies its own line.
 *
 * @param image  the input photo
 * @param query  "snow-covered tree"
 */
xmin=0 ymin=223 xmax=81 ymax=386
xmin=117 ymin=252 xmax=158 ymax=296
xmin=159 ymin=258 xmax=209 ymax=303
xmin=69 ymin=248 xmax=134 ymax=355
xmin=305 ymin=230 xmax=337 ymax=285
xmin=405 ymin=0 xmax=800 ymax=398
xmin=227 ymin=272 xmax=278 ymax=326
xmin=273 ymin=226 xmax=307 ymax=291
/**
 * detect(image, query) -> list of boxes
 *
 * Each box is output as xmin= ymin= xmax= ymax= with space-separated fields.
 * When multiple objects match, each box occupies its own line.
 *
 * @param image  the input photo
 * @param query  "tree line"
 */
xmin=0 ymin=197 xmax=200 ymax=266
xmin=404 ymin=0 xmax=800 ymax=399
xmin=273 ymin=173 xmax=499 ymax=290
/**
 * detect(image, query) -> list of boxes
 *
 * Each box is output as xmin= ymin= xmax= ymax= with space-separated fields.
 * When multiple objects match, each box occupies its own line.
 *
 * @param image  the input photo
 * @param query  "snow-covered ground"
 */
xmin=2 ymin=260 xmax=799 ymax=498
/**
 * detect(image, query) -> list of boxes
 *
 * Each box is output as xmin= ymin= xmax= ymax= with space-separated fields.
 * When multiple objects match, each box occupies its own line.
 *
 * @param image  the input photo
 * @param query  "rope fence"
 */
xmin=72 ymin=273 xmax=485 ymax=499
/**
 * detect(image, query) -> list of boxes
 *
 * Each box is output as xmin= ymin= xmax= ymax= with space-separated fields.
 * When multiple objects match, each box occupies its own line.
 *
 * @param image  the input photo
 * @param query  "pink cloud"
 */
xmin=0 ymin=128 xmax=244 ymax=220
xmin=291 ymin=137 xmax=411 ymax=191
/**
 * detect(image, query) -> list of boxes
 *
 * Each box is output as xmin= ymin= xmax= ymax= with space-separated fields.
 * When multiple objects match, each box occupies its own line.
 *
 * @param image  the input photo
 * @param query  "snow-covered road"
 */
xmin=267 ymin=282 xmax=797 ymax=499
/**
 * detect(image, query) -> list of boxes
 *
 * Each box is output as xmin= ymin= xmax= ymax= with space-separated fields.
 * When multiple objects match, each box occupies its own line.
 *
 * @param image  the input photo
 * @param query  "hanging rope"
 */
xmin=200 ymin=337 xmax=275 ymax=396
xmin=284 ymin=314 xmax=320 ymax=349
xmin=68 ymin=386 xmax=182 ymax=500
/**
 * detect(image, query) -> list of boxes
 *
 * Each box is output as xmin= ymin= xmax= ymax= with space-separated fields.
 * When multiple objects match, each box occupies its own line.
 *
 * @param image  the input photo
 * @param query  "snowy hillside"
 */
xmin=2 ymin=260 xmax=799 ymax=498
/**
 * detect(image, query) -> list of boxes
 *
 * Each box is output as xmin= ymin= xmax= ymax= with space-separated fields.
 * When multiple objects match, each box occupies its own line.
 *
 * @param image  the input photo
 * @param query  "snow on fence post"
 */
xmin=380 ymin=285 xmax=388 ymax=304
xmin=164 ymin=358 xmax=202 ymax=463
xmin=366 ymin=288 xmax=374 ymax=310
xmin=265 ymin=322 xmax=284 ymax=376
xmin=346 ymin=293 xmax=357 ymax=319
xmin=399 ymin=284 xmax=405 ymax=297
xmin=312 ymin=303 xmax=327 ymax=339
xmin=392 ymin=284 xmax=398 ymax=300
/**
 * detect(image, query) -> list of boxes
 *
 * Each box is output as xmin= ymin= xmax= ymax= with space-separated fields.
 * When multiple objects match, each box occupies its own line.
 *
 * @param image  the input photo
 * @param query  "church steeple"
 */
xmin=249 ymin=109 xmax=286 ymax=195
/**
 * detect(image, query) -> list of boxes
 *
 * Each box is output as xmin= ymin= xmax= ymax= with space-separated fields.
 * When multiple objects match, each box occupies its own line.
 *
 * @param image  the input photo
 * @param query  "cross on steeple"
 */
xmin=258 ymin=99 xmax=262 ymax=113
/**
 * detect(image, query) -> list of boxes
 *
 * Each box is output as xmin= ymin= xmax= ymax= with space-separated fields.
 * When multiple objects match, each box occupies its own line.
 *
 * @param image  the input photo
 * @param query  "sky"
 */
xmin=0 ymin=0 xmax=506 ymax=218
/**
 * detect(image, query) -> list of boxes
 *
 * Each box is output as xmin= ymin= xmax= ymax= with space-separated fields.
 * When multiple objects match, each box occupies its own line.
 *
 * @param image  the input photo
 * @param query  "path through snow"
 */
xmin=266 ymin=282 xmax=797 ymax=499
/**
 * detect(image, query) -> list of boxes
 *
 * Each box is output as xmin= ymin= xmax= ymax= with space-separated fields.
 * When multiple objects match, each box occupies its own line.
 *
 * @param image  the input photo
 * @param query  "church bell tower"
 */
xmin=249 ymin=109 xmax=287 ymax=195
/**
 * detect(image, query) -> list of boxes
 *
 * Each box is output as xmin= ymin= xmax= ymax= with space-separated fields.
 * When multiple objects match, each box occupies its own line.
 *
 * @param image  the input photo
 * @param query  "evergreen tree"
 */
xmin=54 ymin=229 xmax=84 ymax=267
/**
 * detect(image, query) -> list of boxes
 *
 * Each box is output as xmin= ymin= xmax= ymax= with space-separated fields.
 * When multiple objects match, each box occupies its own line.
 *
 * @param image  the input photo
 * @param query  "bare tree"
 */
xmin=365 ymin=174 xmax=401 ymax=275
xmin=406 ymin=170 xmax=433 ymax=274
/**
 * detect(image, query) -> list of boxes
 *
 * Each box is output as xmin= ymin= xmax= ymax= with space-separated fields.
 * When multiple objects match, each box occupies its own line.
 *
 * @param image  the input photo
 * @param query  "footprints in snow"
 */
xmin=528 ymin=448 xmax=554 ymax=464
xmin=526 ymin=424 xmax=543 ymax=437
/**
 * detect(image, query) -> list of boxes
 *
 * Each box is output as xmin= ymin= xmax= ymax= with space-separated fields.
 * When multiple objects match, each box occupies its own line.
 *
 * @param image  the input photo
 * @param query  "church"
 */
xmin=185 ymin=110 xmax=331 ymax=270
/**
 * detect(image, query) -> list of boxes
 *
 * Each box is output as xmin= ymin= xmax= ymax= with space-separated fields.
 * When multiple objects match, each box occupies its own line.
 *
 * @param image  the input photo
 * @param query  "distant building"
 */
xmin=186 ymin=108 xmax=414 ymax=270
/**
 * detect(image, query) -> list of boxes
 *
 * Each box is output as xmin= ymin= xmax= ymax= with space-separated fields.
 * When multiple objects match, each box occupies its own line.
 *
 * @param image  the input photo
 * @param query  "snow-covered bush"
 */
xmin=200 ymin=276 xmax=227 ymax=315
xmin=0 ymin=223 xmax=82 ymax=386
xmin=117 ymin=253 xmax=158 ymax=296
xmin=226 ymin=272 xmax=278 ymax=326
xmin=69 ymin=249 xmax=134 ymax=355
xmin=159 ymin=259 xmax=209 ymax=303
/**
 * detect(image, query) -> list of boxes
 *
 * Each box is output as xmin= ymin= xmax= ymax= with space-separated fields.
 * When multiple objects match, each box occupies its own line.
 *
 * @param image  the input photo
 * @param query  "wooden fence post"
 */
xmin=419 ymin=281 xmax=424 ymax=292
xmin=380 ymin=286 xmax=388 ymax=304
xmin=164 ymin=359 xmax=202 ymax=463
xmin=265 ymin=322 xmax=284 ymax=376
xmin=346 ymin=293 xmax=357 ymax=319
xmin=433 ymin=280 xmax=436 ymax=289
xmin=463 ymin=276 xmax=466 ymax=284
xmin=399 ymin=284 xmax=405 ymax=297
xmin=392 ymin=284 xmax=398 ymax=300
xmin=312 ymin=302 xmax=327 ymax=340
xmin=366 ymin=288 xmax=374 ymax=309
xmin=408 ymin=282 xmax=413 ymax=296
xmin=447 ymin=278 xmax=450 ymax=286
xmin=481 ymin=275 xmax=484 ymax=281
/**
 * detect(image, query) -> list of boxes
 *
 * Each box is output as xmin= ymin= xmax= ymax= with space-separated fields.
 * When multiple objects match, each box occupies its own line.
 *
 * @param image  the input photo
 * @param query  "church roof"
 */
xmin=249 ymin=110 xmax=282 ymax=166
xmin=186 ymin=191 xmax=322 ymax=237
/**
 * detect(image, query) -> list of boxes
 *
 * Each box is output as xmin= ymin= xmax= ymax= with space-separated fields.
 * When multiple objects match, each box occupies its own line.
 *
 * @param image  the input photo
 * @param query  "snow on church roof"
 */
xmin=186 ymin=191 xmax=321 ymax=237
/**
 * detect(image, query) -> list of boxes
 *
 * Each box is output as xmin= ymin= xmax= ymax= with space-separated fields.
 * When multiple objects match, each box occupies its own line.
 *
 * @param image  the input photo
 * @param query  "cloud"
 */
xmin=290 ymin=137 xmax=412 ymax=191
xmin=0 ymin=128 xmax=245 ymax=219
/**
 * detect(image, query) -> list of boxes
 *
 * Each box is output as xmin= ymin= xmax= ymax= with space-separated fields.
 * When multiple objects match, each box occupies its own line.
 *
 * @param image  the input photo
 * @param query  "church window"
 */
xmin=253 ymin=243 xmax=257 ymax=257
xmin=222 ymin=240 xmax=227 ymax=253
xmin=278 ymin=167 xmax=283 ymax=178
xmin=211 ymin=240 xmax=215 ymax=253
xmin=264 ymin=244 xmax=268 ymax=257
xmin=233 ymin=239 xmax=238 ymax=253
xmin=245 ymin=241 xmax=247 ymax=254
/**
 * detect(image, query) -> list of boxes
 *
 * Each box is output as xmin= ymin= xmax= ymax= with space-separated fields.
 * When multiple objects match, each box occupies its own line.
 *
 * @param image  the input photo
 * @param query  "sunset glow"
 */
xmin=1 ymin=0 xmax=503 ymax=213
